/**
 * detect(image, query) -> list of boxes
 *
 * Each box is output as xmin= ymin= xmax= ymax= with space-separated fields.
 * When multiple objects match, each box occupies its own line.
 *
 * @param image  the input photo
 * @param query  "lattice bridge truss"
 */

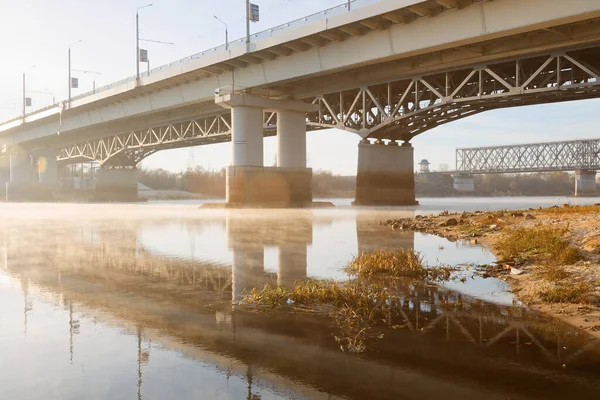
xmin=456 ymin=138 xmax=600 ymax=174
xmin=57 ymin=112 xmax=278 ymax=167
xmin=304 ymin=46 xmax=600 ymax=141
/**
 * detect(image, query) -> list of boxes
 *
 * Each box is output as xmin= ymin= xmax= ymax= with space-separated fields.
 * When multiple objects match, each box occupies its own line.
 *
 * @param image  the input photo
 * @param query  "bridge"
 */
xmin=453 ymin=137 xmax=600 ymax=194
xmin=2 ymin=0 xmax=600 ymax=204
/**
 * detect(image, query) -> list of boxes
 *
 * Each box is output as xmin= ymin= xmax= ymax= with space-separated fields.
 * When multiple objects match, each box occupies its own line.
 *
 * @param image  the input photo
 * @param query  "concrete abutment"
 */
xmin=5 ymin=149 xmax=57 ymax=202
xmin=353 ymin=140 xmax=418 ymax=206
xmin=94 ymin=167 xmax=139 ymax=202
xmin=453 ymin=174 xmax=475 ymax=193
xmin=575 ymin=169 xmax=597 ymax=196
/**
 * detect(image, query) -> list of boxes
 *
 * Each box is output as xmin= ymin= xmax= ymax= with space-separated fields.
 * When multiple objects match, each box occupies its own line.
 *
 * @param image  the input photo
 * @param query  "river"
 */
xmin=1 ymin=197 xmax=599 ymax=399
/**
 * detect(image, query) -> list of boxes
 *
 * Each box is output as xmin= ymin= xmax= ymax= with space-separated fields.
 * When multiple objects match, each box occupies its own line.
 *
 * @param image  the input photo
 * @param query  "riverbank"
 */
xmin=379 ymin=204 xmax=600 ymax=337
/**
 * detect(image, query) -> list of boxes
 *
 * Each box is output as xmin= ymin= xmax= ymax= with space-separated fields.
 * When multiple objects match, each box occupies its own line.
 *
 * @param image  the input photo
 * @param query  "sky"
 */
xmin=1 ymin=0 xmax=599 ymax=175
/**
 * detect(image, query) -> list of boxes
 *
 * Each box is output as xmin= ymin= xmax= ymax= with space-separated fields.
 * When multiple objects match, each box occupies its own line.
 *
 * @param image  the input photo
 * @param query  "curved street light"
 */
xmin=214 ymin=16 xmax=229 ymax=50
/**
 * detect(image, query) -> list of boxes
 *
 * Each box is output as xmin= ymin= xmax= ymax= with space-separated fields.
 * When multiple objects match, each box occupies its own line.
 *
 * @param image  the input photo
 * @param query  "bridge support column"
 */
xmin=353 ymin=140 xmax=418 ymax=206
xmin=575 ymin=170 xmax=596 ymax=196
xmin=216 ymin=93 xmax=317 ymax=208
xmin=0 ymin=157 xmax=9 ymax=200
xmin=94 ymin=167 xmax=139 ymax=201
xmin=275 ymin=110 xmax=312 ymax=206
xmin=6 ymin=150 xmax=55 ymax=202
xmin=453 ymin=174 xmax=475 ymax=193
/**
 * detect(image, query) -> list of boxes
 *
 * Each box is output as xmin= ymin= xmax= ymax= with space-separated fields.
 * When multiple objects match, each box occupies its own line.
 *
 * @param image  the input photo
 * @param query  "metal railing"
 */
xmin=2 ymin=0 xmax=380 ymax=126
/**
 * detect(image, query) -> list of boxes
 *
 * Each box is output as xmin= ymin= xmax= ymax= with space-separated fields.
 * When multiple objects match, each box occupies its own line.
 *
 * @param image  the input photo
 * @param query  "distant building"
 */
xmin=418 ymin=159 xmax=431 ymax=173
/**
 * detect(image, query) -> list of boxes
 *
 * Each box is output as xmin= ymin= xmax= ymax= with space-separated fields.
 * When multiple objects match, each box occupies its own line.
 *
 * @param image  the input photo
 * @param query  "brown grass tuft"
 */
xmin=243 ymin=280 xmax=400 ymax=353
xmin=537 ymin=282 xmax=594 ymax=304
xmin=495 ymin=226 xmax=582 ymax=266
xmin=537 ymin=265 xmax=570 ymax=282
xmin=346 ymin=249 xmax=455 ymax=282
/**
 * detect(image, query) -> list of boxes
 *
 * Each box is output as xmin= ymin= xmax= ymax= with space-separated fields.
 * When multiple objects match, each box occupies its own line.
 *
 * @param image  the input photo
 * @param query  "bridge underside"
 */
xmin=55 ymin=41 xmax=600 ymax=168
xmin=5 ymin=5 xmax=600 ymax=204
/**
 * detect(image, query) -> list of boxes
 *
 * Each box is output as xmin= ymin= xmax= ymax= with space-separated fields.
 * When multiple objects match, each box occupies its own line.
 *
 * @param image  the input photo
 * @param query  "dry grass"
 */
xmin=537 ymin=282 xmax=594 ymax=304
xmin=242 ymin=249 xmax=460 ymax=352
xmin=495 ymin=226 xmax=582 ymax=266
xmin=540 ymin=204 xmax=600 ymax=215
xmin=346 ymin=250 xmax=455 ymax=282
xmin=537 ymin=265 xmax=571 ymax=282
xmin=243 ymin=279 xmax=399 ymax=353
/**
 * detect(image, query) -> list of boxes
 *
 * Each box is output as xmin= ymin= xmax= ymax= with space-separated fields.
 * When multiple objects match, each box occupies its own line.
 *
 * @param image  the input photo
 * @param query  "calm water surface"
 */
xmin=1 ymin=197 xmax=599 ymax=399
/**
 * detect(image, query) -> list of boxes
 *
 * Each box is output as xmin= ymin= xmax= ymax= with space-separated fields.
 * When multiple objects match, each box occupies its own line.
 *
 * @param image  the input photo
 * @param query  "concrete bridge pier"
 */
xmin=453 ymin=174 xmax=475 ymax=193
xmin=0 ymin=157 xmax=10 ymax=200
xmin=575 ymin=170 xmax=597 ymax=196
xmin=6 ymin=150 xmax=56 ymax=202
xmin=217 ymin=94 xmax=317 ymax=208
xmin=353 ymin=140 xmax=418 ymax=206
xmin=94 ymin=167 xmax=139 ymax=202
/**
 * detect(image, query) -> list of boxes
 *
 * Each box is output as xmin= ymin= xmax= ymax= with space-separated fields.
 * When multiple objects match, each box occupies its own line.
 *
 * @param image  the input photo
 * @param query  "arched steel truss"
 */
xmin=57 ymin=112 xmax=278 ymax=166
xmin=304 ymin=47 xmax=600 ymax=141
xmin=57 ymin=47 xmax=600 ymax=166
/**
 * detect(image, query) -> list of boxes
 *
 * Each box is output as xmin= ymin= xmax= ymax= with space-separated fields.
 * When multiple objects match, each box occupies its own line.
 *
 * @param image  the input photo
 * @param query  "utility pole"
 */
xmin=68 ymin=40 xmax=82 ymax=107
xmin=22 ymin=65 xmax=36 ymax=118
xmin=68 ymin=47 xmax=71 ymax=104
xmin=348 ymin=0 xmax=351 ymax=11
xmin=246 ymin=0 xmax=250 ymax=45
xmin=22 ymin=72 xmax=26 ymax=118
xmin=136 ymin=4 xmax=153 ymax=84
xmin=136 ymin=9 xmax=140 ymax=83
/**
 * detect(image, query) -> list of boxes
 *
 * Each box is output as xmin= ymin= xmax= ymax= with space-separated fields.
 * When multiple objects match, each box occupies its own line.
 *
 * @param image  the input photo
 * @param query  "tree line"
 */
xmin=139 ymin=167 xmax=592 ymax=198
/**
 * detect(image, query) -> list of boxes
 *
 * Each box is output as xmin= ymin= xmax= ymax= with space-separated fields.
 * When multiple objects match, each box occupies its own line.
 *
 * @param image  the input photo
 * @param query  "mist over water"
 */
xmin=1 ymin=197 xmax=600 ymax=399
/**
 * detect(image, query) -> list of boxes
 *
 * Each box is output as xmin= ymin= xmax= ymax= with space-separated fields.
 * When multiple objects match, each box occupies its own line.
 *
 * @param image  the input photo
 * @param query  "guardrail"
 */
xmin=1 ymin=0 xmax=380 ymax=126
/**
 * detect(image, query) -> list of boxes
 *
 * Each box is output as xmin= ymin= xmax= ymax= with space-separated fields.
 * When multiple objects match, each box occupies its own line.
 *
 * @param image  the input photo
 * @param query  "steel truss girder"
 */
xmin=57 ymin=112 xmax=278 ymax=166
xmin=455 ymin=138 xmax=600 ymax=174
xmin=303 ymin=47 xmax=600 ymax=141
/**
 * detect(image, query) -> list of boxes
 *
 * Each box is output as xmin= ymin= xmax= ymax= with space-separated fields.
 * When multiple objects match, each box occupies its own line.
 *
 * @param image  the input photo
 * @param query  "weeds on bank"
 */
xmin=540 ymin=204 xmax=600 ymax=215
xmin=495 ymin=226 xmax=582 ymax=266
xmin=537 ymin=282 xmax=594 ymax=304
xmin=242 ymin=249 xmax=459 ymax=352
xmin=346 ymin=249 xmax=455 ymax=281
xmin=244 ymin=279 xmax=401 ymax=352
xmin=537 ymin=265 xmax=571 ymax=282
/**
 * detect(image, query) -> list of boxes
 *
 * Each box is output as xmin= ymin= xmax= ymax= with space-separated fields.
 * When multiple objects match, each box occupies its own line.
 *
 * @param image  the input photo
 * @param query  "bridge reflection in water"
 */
xmin=1 ymin=211 xmax=600 ymax=399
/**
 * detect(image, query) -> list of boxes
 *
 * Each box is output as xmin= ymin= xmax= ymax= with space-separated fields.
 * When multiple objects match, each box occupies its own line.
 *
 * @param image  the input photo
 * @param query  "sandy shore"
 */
xmin=379 ymin=204 xmax=600 ymax=337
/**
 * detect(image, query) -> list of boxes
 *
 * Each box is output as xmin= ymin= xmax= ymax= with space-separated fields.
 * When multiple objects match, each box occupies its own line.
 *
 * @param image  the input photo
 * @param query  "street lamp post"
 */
xmin=246 ymin=0 xmax=250 ymax=45
xmin=68 ymin=40 xmax=82 ymax=106
xmin=214 ymin=16 xmax=228 ymax=50
xmin=136 ymin=4 xmax=153 ymax=84
xmin=22 ymin=65 xmax=36 ymax=118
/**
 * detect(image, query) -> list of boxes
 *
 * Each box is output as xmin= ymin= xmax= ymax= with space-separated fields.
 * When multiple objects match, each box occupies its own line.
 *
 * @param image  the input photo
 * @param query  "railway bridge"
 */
xmin=453 ymin=138 xmax=600 ymax=194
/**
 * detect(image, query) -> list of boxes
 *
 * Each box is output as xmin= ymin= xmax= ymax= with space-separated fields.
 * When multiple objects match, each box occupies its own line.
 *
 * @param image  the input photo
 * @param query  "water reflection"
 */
xmin=0 ymin=207 xmax=599 ymax=399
